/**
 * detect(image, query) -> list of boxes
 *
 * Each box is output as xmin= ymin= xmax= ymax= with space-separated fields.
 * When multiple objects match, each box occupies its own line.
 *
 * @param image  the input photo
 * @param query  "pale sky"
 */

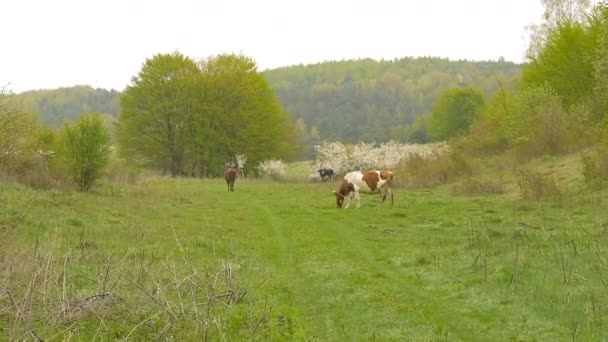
xmin=1 ymin=0 xmax=546 ymax=93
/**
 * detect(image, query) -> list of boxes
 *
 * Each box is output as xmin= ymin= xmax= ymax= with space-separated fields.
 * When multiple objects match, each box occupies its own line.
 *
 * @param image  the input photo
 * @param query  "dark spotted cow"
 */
xmin=317 ymin=168 xmax=335 ymax=182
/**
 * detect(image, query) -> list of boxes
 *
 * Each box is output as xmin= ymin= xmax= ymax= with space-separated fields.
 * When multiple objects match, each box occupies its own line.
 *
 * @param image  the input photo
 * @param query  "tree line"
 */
xmin=8 ymin=57 xmax=522 ymax=154
xmin=117 ymin=53 xmax=296 ymax=177
xmin=422 ymin=0 xmax=608 ymax=174
xmin=264 ymin=57 xmax=521 ymax=147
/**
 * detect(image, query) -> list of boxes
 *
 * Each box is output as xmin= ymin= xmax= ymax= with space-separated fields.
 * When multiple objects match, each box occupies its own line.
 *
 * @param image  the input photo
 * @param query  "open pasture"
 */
xmin=1 ymin=174 xmax=608 ymax=340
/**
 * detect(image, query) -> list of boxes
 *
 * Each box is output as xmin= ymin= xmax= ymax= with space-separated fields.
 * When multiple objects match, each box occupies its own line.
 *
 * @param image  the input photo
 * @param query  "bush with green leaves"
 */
xmin=503 ymin=85 xmax=590 ymax=161
xmin=59 ymin=114 xmax=110 ymax=191
xmin=582 ymin=142 xmax=608 ymax=189
xmin=427 ymin=87 xmax=485 ymax=141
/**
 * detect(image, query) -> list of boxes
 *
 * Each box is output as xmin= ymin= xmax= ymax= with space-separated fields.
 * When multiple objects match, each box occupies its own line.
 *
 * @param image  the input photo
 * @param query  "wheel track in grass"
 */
xmin=256 ymin=203 xmax=341 ymax=338
xmin=213 ymin=182 xmax=475 ymax=339
xmin=255 ymin=194 xmax=472 ymax=340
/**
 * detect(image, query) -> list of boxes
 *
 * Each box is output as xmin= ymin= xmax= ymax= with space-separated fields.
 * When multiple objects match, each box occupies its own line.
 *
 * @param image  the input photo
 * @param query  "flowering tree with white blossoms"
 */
xmin=235 ymin=153 xmax=247 ymax=176
xmin=258 ymin=159 xmax=287 ymax=180
xmin=310 ymin=140 xmax=448 ymax=179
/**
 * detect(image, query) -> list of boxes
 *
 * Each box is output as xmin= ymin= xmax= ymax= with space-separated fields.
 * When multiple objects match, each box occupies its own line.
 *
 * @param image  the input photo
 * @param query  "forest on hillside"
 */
xmin=9 ymin=85 xmax=120 ymax=126
xmin=8 ymin=58 xmax=520 ymax=146
xmin=265 ymin=57 xmax=520 ymax=144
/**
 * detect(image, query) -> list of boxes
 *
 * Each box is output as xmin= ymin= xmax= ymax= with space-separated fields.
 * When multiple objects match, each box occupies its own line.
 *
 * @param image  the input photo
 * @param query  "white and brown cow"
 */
xmin=335 ymin=169 xmax=394 ymax=208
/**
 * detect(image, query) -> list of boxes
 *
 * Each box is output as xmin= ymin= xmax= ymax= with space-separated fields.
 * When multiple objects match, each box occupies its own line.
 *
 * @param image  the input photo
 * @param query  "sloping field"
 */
xmin=1 ymin=170 xmax=608 ymax=340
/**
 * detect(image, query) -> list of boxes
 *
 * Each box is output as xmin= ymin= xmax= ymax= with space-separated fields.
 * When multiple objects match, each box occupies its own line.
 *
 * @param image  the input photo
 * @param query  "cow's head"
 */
xmin=335 ymin=191 xmax=344 ymax=208
xmin=335 ymin=181 xmax=354 ymax=208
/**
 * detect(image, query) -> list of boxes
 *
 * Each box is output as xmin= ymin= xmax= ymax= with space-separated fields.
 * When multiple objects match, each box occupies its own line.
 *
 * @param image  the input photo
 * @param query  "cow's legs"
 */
xmin=344 ymin=192 xmax=356 ymax=209
xmin=354 ymin=191 xmax=361 ymax=208
xmin=377 ymin=187 xmax=394 ymax=207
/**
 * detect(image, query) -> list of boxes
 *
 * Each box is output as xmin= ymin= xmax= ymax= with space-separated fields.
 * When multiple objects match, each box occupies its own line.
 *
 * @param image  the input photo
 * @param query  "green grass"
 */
xmin=284 ymin=160 xmax=313 ymax=182
xmin=2 ymin=163 xmax=608 ymax=340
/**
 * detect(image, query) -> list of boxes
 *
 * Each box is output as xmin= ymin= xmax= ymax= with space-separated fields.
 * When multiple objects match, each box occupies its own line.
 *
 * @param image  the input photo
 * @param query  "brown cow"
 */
xmin=224 ymin=167 xmax=238 ymax=192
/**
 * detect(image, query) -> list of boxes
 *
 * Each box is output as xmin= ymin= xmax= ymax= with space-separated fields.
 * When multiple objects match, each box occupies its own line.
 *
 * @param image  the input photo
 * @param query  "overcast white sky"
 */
xmin=1 ymin=0 xmax=546 ymax=93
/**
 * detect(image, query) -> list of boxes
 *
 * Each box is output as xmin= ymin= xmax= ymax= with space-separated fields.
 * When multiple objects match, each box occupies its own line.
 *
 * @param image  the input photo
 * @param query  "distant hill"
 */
xmin=9 ymin=85 xmax=120 ymax=126
xmin=9 ymin=57 xmax=521 ymax=142
xmin=264 ymin=57 xmax=521 ymax=142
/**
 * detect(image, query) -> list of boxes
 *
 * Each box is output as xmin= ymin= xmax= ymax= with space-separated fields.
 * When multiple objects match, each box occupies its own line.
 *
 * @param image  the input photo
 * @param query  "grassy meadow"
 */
xmin=2 ymin=157 xmax=608 ymax=340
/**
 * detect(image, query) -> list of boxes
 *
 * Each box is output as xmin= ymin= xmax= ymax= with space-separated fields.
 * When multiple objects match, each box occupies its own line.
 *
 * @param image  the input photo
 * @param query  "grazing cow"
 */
xmin=317 ymin=168 xmax=335 ymax=182
xmin=224 ymin=166 xmax=238 ymax=192
xmin=335 ymin=169 xmax=394 ymax=208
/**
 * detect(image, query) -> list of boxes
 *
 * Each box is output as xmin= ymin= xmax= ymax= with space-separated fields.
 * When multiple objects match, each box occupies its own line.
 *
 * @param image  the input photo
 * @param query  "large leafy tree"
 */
xmin=117 ymin=52 xmax=295 ymax=177
xmin=186 ymin=54 xmax=296 ymax=176
xmin=427 ymin=87 xmax=485 ymax=141
xmin=117 ymin=52 xmax=200 ymax=176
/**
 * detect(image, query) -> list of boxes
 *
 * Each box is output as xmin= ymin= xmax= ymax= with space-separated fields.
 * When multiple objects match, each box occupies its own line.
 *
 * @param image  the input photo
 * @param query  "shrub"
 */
xmin=394 ymin=152 xmax=450 ymax=188
xmin=504 ymin=86 xmax=594 ymax=162
xmin=514 ymin=168 xmax=561 ymax=200
xmin=451 ymin=177 xmax=505 ymax=196
xmin=258 ymin=159 xmax=286 ymax=180
xmin=582 ymin=144 xmax=608 ymax=189
xmin=105 ymin=151 xmax=144 ymax=185
xmin=58 ymin=114 xmax=111 ymax=191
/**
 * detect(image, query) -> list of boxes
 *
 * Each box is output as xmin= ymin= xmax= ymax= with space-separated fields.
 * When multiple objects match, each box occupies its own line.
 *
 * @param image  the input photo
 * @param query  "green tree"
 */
xmin=527 ymin=0 xmax=592 ymax=58
xmin=59 ymin=114 xmax=110 ymax=191
xmin=592 ymin=3 xmax=608 ymax=118
xmin=117 ymin=52 xmax=200 ymax=176
xmin=188 ymin=54 xmax=296 ymax=172
xmin=117 ymin=52 xmax=296 ymax=177
xmin=523 ymin=20 xmax=597 ymax=108
xmin=427 ymin=87 xmax=485 ymax=141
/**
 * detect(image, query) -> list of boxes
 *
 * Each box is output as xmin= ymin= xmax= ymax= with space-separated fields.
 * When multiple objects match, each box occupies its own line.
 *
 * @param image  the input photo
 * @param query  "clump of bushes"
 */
xmin=582 ymin=143 xmax=608 ymax=189
xmin=451 ymin=177 xmax=505 ymax=196
xmin=394 ymin=149 xmax=479 ymax=188
xmin=1 ymin=97 xmax=111 ymax=191
xmin=57 ymin=114 xmax=111 ymax=191
xmin=394 ymin=152 xmax=449 ymax=188
xmin=514 ymin=167 xmax=561 ymax=200
xmin=258 ymin=159 xmax=287 ymax=180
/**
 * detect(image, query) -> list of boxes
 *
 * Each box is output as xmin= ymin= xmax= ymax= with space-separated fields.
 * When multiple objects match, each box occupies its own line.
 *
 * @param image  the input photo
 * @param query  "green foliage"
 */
xmin=581 ymin=143 xmax=608 ymax=189
xmin=404 ymin=115 xmax=430 ymax=143
xmin=592 ymin=4 xmax=608 ymax=117
xmin=117 ymin=52 xmax=296 ymax=177
xmin=503 ymin=85 xmax=593 ymax=161
xmin=427 ymin=87 xmax=485 ymax=141
xmin=514 ymin=168 xmax=561 ymax=200
xmin=265 ymin=57 xmax=520 ymax=142
xmin=394 ymin=152 xmax=450 ymax=188
xmin=523 ymin=21 xmax=597 ymax=109
xmin=195 ymin=54 xmax=296 ymax=174
xmin=504 ymin=85 xmax=558 ymax=144
xmin=8 ymin=85 xmax=120 ymax=126
xmin=0 ymin=89 xmax=60 ymax=188
xmin=59 ymin=114 xmax=110 ymax=191
xmin=457 ymin=79 xmax=510 ymax=156
xmin=117 ymin=52 xmax=200 ymax=176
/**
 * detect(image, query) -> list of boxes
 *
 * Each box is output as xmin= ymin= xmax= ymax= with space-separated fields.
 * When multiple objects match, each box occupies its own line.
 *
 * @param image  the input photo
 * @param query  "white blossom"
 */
xmin=311 ymin=140 xmax=448 ymax=176
xmin=258 ymin=159 xmax=287 ymax=180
